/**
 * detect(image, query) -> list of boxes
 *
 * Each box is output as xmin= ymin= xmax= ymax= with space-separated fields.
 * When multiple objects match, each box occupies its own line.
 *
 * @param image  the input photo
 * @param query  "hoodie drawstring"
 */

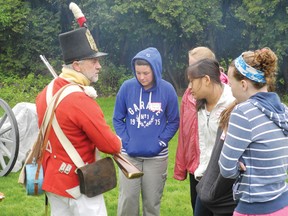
xmin=137 ymin=89 xmax=152 ymax=128
xmin=138 ymin=89 xmax=142 ymax=128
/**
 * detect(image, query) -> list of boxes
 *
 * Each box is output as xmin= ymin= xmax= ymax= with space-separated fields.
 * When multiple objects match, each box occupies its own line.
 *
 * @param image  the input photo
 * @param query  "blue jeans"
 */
xmin=194 ymin=195 xmax=213 ymax=216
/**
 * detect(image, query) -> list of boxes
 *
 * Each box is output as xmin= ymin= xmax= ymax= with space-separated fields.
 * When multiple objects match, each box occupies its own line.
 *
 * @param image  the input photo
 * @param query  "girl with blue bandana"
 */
xmin=219 ymin=48 xmax=288 ymax=216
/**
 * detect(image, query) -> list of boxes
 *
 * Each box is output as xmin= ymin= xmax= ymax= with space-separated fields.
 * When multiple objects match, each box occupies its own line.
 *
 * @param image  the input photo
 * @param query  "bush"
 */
xmin=94 ymin=62 xmax=132 ymax=97
xmin=0 ymin=73 xmax=50 ymax=107
xmin=0 ymin=62 xmax=133 ymax=106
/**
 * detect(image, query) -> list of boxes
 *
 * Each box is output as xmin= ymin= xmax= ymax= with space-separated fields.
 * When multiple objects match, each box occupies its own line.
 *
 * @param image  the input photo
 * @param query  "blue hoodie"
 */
xmin=113 ymin=47 xmax=179 ymax=157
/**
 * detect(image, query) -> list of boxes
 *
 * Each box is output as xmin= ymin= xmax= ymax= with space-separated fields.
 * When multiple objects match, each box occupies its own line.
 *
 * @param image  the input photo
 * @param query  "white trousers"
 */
xmin=117 ymin=155 xmax=168 ymax=216
xmin=46 ymin=192 xmax=107 ymax=216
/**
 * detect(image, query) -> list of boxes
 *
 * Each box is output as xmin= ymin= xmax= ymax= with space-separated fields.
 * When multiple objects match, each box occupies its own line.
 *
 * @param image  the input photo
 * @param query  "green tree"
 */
xmin=233 ymin=0 xmax=288 ymax=90
xmin=1 ymin=0 xmax=288 ymax=94
xmin=0 ymin=0 xmax=61 ymax=77
xmin=80 ymin=0 xmax=224 ymax=93
xmin=0 ymin=0 xmax=30 ymax=76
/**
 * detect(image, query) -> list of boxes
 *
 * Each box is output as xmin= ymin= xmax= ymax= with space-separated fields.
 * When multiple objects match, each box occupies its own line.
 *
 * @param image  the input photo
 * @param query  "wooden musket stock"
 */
xmin=113 ymin=154 xmax=144 ymax=179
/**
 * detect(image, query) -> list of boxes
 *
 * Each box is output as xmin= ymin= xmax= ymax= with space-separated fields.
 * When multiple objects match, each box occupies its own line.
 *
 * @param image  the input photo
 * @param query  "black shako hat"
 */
xmin=59 ymin=27 xmax=107 ymax=64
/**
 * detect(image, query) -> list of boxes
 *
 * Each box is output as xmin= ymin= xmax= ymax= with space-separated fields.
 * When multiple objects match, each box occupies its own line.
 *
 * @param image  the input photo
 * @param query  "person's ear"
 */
xmin=72 ymin=61 xmax=81 ymax=72
xmin=240 ymin=79 xmax=248 ymax=91
xmin=204 ymin=75 xmax=211 ymax=86
xmin=219 ymin=66 xmax=225 ymax=73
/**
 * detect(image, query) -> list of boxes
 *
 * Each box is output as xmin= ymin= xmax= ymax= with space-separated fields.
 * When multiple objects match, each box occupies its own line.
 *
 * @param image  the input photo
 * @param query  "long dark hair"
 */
xmin=186 ymin=58 xmax=221 ymax=110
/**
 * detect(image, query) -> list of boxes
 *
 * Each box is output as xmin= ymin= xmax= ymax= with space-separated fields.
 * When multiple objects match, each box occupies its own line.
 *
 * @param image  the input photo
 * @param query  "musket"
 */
xmin=39 ymin=55 xmax=58 ymax=78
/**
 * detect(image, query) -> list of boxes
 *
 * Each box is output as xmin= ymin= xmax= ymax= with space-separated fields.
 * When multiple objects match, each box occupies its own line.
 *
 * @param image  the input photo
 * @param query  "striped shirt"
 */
xmin=219 ymin=92 xmax=288 ymax=213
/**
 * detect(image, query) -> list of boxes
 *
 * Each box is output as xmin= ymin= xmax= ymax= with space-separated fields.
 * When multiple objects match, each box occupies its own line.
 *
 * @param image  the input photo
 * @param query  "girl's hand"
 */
xmin=238 ymin=161 xmax=246 ymax=171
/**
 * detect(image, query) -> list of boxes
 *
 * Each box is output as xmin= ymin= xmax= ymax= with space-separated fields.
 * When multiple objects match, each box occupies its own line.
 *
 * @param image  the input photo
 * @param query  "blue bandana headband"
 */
xmin=234 ymin=54 xmax=266 ymax=83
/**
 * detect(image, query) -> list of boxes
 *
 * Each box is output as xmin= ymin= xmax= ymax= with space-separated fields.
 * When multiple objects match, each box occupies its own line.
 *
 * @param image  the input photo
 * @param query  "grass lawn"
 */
xmin=0 ymin=97 xmax=191 ymax=216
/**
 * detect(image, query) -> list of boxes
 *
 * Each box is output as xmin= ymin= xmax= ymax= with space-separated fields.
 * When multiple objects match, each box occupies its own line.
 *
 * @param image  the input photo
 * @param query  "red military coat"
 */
xmin=36 ymin=77 xmax=121 ymax=198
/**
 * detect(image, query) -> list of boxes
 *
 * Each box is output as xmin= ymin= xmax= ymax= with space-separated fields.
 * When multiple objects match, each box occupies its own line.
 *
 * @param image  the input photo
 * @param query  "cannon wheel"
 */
xmin=0 ymin=99 xmax=19 ymax=176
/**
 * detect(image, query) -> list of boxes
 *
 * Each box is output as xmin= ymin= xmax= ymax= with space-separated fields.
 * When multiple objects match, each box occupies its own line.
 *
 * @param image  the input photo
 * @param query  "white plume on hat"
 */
xmin=69 ymin=2 xmax=84 ymax=19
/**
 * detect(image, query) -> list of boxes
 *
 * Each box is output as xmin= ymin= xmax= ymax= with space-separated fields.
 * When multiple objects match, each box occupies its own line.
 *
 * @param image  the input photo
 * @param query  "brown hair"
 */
xmin=230 ymin=47 xmax=278 ymax=91
xmin=186 ymin=58 xmax=221 ymax=110
xmin=219 ymin=100 xmax=237 ymax=132
xmin=135 ymin=59 xmax=149 ymax=66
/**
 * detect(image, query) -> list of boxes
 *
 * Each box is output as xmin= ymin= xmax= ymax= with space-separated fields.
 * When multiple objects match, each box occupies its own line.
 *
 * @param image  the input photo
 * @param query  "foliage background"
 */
xmin=1 ymin=0 xmax=288 ymax=96
xmin=1 ymin=1 xmax=288 ymax=215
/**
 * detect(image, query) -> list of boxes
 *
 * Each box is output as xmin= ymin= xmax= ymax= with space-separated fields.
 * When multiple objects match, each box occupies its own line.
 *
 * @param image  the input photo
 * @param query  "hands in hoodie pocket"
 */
xmin=124 ymin=138 xmax=166 ymax=157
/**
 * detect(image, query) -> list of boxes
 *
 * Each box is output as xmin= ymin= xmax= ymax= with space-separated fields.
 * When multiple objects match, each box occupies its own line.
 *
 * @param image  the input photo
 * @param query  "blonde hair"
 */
xmin=188 ymin=47 xmax=216 ymax=61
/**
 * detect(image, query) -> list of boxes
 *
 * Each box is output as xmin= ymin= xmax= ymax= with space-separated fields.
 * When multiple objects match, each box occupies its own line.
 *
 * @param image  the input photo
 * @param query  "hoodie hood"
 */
xmin=249 ymin=92 xmax=288 ymax=135
xmin=131 ymin=47 xmax=162 ymax=91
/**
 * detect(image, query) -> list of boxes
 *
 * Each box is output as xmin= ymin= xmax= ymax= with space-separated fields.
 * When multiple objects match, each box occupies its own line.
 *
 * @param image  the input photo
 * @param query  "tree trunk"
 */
xmin=166 ymin=66 xmax=180 ymax=95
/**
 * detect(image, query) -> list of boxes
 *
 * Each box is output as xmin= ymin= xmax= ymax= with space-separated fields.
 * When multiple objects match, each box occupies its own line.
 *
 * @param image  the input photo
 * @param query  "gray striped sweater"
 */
xmin=219 ymin=92 xmax=288 ymax=213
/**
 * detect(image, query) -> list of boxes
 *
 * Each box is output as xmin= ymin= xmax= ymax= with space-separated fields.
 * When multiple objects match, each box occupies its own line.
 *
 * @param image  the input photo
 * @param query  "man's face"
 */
xmin=78 ymin=58 xmax=101 ymax=83
xmin=135 ymin=65 xmax=154 ymax=90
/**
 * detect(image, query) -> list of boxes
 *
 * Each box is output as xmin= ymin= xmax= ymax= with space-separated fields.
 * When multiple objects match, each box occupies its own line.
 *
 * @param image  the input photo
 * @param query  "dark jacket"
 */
xmin=196 ymin=128 xmax=236 ymax=215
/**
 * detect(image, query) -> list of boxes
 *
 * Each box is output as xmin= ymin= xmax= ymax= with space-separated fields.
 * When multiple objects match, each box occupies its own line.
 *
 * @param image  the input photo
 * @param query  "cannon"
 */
xmin=0 ymin=99 xmax=19 ymax=176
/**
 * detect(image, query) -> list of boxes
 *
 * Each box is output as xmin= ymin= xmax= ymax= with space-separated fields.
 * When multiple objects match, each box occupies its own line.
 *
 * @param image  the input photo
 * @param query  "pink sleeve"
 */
xmin=173 ymin=96 xmax=187 ymax=180
xmin=173 ymin=89 xmax=192 ymax=180
xmin=220 ymin=72 xmax=229 ymax=84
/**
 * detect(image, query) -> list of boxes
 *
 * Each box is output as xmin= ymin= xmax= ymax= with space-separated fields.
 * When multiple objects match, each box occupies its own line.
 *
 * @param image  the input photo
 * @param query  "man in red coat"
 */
xmin=36 ymin=27 xmax=121 ymax=216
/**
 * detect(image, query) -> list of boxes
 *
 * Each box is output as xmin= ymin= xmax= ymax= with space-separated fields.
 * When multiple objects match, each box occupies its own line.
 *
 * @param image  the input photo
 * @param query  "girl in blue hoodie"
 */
xmin=113 ymin=47 xmax=179 ymax=216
